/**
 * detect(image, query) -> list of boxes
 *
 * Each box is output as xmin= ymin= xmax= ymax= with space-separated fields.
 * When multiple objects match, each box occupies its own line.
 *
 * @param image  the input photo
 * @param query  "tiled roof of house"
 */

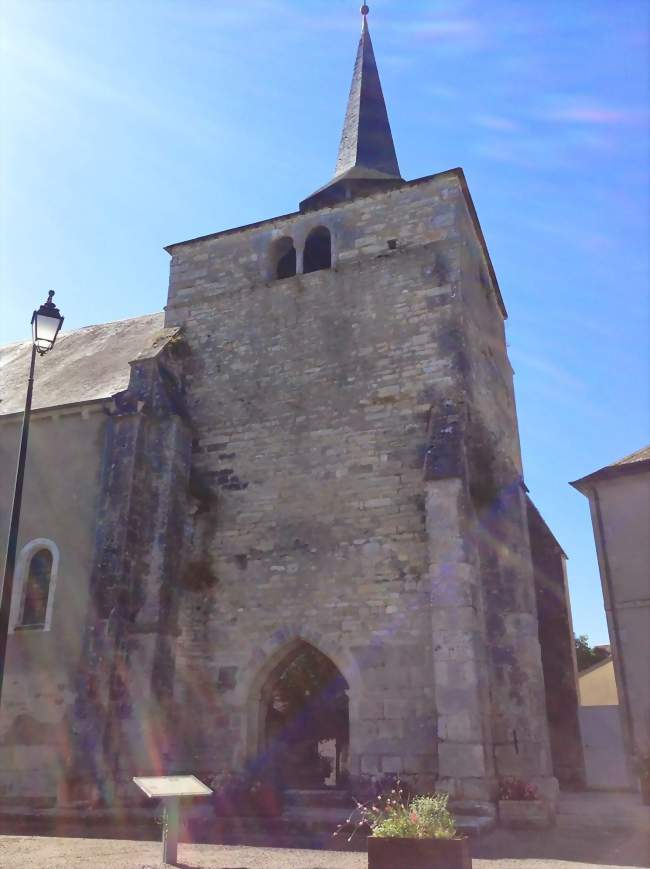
xmin=0 ymin=312 xmax=169 ymax=417
xmin=612 ymin=445 xmax=650 ymax=466
xmin=571 ymin=444 xmax=650 ymax=491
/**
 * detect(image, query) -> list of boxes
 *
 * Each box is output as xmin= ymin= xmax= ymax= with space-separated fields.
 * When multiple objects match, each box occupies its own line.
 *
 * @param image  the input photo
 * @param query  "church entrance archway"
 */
xmin=261 ymin=642 xmax=349 ymax=788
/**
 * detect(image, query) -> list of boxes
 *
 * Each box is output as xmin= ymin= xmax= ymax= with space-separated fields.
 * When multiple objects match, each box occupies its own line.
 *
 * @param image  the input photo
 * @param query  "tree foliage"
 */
xmin=575 ymin=634 xmax=610 ymax=672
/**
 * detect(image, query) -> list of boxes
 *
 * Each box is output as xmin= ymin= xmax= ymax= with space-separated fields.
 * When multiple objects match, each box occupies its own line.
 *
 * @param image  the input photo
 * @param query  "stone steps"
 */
xmin=282 ymin=789 xmax=496 ymax=837
xmin=284 ymin=788 xmax=353 ymax=808
xmin=0 ymin=793 xmax=497 ymax=847
xmin=555 ymin=791 xmax=650 ymax=832
xmin=455 ymin=814 xmax=496 ymax=836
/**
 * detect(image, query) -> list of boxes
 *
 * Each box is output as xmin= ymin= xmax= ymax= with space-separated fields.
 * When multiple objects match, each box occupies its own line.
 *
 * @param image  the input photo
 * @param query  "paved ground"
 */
xmin=0 ymin=829 xmax=648 ymax=869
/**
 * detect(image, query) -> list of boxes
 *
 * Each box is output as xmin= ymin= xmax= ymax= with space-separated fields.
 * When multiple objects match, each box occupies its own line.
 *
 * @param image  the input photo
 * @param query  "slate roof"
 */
xmin=300 ymin=8 xmax=403 ymax=211
xmin=571 ymin=444 xmax=650 ymax=490
xmin=0 ymin=312 xmax=168 ymax=417
xmin=333 ymin=12 xmax=401 ymax=181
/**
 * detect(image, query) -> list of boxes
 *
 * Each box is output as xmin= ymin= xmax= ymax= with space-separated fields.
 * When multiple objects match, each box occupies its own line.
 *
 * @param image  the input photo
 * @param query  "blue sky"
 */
xmin=1 ymin=0 xmax=648 ymax=643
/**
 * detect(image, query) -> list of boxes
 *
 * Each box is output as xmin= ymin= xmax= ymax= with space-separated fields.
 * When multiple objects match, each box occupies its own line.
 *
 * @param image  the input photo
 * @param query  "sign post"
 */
xmin=162 ymin=796 xmax=180 ymax=865
xmin=133 ymin=775 xmax=212 ymax=867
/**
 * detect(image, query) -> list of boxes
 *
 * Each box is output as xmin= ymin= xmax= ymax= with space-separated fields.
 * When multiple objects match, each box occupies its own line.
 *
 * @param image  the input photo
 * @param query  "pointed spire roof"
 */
xmin=300 ymin=4 xmax=403 ymax=212
xmin=335 ymin=5 xmax=401 ymax=180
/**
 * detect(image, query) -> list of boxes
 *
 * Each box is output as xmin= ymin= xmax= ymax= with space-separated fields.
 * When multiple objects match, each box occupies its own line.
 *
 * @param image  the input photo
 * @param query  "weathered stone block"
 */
xmin=361 ymin=755 xmax=380 ymax=774
xmin=438 ymin=743 xmax=487 ymax=779
xmin=381 ymin=755 xmax=402 ymax=774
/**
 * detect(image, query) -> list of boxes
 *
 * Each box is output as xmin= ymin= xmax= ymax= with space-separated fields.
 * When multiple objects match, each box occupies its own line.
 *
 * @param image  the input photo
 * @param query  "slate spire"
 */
xmin=300 ymin=4 xmax=403 ymax=212
xmin=335 ymin=4 xmax=401 ymax=180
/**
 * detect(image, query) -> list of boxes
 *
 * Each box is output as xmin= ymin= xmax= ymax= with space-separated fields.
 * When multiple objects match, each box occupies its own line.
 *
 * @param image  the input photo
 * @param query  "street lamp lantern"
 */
xmin=31 ymin=291 xmax=64 ymax=355
xmin=0 ymin=292 xmax=65 ymax=709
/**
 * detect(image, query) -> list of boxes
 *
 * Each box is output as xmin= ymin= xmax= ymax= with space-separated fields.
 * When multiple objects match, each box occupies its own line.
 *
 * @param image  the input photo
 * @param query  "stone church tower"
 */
xmin=159 ymin=6 xmax=558 ymax=804
xmin=0 ymin=5 xmax=585 ymax=813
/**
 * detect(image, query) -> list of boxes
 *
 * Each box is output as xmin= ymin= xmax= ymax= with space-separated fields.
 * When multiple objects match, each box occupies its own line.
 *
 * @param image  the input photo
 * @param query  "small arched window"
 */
xmin=20 ymin=549 xmax=53 ymax=629
xmin=273 ymin=237 xmax=297 ymax=280
xmin=303 ymin=227 xmax=332 ymax=274
xmin=11 ymin=539 xmax=59 ymax=632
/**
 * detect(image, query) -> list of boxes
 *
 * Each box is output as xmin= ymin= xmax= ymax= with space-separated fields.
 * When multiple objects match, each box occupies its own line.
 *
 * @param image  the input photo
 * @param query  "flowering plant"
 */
xmin=498 ymin=777 xmax=539 ymax=801
xmin=336 ymin=782 xmax=457 ymax=841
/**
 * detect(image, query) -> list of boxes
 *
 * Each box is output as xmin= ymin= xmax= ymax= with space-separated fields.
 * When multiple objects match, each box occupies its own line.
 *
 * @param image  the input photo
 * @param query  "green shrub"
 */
xmin=373 ymin=793 xmax=456 ymax=839
xmin=336 ymin=782 xmax=457 ymax=841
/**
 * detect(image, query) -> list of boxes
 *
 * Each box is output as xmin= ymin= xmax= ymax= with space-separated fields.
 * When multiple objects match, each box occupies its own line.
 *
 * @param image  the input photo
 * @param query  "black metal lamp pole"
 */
xmin=0 ymin=292 xmax=64 ymax=706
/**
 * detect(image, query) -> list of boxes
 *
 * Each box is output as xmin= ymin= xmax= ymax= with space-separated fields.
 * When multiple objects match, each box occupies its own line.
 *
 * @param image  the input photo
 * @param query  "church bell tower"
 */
xmin=161 ymin=3 xmax=559 ymax=807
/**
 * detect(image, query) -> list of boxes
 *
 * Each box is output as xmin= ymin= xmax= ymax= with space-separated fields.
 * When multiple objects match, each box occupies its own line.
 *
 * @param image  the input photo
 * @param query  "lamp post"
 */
xmin=0 ymin=292 xmax=64 ymax=706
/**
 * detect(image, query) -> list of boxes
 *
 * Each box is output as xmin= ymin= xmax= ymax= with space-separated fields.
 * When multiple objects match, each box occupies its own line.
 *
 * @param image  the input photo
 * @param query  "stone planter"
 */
xmin=498 ymin=799 xmax=553 ymax=830
xmin=367 ymin=836 xmax=472 ymax=869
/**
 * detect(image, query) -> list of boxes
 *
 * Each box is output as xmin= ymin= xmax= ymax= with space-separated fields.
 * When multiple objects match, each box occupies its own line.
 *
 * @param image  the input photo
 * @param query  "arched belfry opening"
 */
xmin=303 ymin=227 xmax=332 ymax=274
xmin=261 ymin=642 xmax=349 ymax=788
xmin=272 ymin=236 xmax=297 ymax=280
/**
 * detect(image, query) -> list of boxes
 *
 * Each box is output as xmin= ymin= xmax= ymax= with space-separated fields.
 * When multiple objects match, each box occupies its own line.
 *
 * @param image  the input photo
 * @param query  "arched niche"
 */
xmin=303 ymin=226 xmax=332 ymax=274
xmin=272 ymin=236 xmax=297 ymax=280
xmin=11 ymin=538 xmax=60 ymax=632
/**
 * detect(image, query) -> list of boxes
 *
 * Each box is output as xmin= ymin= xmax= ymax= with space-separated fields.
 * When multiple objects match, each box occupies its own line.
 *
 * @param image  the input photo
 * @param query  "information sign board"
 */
xmin=133 ymin=774 xmax=212 ymax=799
xmin=133 ymin=775 xmax=212 ymax=866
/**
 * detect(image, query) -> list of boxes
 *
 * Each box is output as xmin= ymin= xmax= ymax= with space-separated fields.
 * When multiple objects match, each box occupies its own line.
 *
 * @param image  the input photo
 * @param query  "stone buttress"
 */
xmin=65 ymin=329 xmax=193 ymax=802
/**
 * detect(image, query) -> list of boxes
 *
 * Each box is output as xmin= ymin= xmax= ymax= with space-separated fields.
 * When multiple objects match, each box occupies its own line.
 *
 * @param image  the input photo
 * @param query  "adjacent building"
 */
xmin=572 ymin=446 xmax=650 ymax=787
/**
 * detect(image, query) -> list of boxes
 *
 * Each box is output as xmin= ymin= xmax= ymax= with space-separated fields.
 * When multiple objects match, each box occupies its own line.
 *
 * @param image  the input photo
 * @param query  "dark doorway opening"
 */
xmin=303 ymin=227 xmax=332 ymax=273
xmin=262 ymin=642 xmax=349 ymax=788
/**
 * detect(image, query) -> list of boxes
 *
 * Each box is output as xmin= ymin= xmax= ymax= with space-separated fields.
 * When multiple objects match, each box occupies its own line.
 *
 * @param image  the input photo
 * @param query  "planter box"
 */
xmin=498 ymin=799 xmax=553 ymax=830
xmin=367 ymin=836 xmax=472 ymax=869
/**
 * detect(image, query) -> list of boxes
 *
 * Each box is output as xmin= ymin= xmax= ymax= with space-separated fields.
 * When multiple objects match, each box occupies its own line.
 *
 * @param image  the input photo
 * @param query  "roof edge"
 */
xmin=578 ymin=654 xmax=613 ymax=679
xmin=0 ymin=396 xmax=109 ymax=424
xmin=571 ymin=457 xmax=650 ymax=492
xmin=526 ymin=495 xmax=568 ymax=558
xmin=0 ymin=311 xmax=165 ymax=354
xmin=164 ymin=170 xmax=459 ymax=253
xmin=454 ymin=168 xmax=507 ymax=319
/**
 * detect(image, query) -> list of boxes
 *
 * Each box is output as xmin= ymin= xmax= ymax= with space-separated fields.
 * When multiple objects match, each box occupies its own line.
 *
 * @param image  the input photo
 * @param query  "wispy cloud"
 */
xmin=396 ymin=16 xmax=485 ymax=50
xmin=473 ymin=114 xmax=521 ymax=133
xmin=473 ymin=137 xmax=572 ymax=171
xmin=410 ymin=18 xmax=481 ymax=38
xmin=508 ymin=348 xmax=610 ymax=422
xmin=516 ymin=215 xmax=619 ymax=255
xmin=510 ymin=348 xmax=587 ymax=393
xmin=540 ymin=101 xmax=648 ymax=126
xmin=423 ymin=84 xmax=460 ymax=101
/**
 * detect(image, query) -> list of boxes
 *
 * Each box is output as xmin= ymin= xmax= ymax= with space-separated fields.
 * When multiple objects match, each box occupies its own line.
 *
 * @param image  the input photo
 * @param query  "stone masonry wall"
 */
xmin=456 ymin=208 xmax=557 ymax=799
xmin=0 ymin=408 xmax=106 ymax=801
xmin=164 ymin=170 xmax=556 ymax=799
xmin=527 ymin=499 xmax=586 ymax=788
xmin=166 ymin=174 xmax=470 ymax=788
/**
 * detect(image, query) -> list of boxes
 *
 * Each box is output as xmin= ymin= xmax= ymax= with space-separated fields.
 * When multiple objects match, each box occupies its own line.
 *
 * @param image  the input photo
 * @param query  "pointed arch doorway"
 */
xmin=261 ymin=642 xmax=349 ymax=788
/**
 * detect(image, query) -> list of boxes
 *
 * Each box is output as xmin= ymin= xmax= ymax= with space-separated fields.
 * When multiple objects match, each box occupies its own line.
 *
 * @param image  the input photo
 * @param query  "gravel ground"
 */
xmin=0 ymin=830 xmax=648 ymax=869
